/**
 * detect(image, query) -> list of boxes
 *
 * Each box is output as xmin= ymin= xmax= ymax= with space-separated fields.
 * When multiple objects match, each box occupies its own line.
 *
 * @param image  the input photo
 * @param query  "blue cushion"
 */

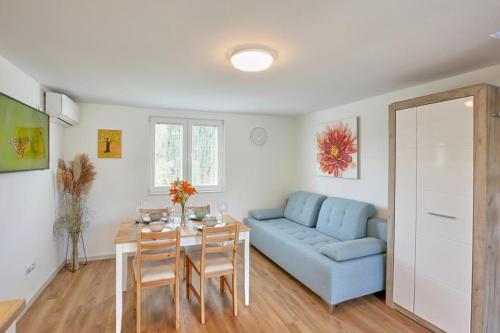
xmin=367 ymin=218 xmax=387 ymax=242
xmin=316 ymin=197 xmax=376 ymax=241
xmin=283 ymin=191 xmax=327 ymax=227
xmin=320 ymin=238 xmax=386 ymax=262
xmin=249 ymin=208 xmax=284 ymax=220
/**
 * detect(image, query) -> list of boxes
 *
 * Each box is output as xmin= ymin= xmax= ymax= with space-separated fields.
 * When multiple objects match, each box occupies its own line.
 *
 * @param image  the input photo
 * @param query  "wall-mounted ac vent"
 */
xmin=490 ymin=31 xmax=500 ymax=39
xmin=45 ymin=92 xmax=80 ymax=127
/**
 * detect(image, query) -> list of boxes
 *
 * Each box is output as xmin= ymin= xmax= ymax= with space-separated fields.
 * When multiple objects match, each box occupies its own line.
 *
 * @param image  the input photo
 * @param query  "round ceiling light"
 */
xmin=230 ymin=48 xmax=274 ymax=72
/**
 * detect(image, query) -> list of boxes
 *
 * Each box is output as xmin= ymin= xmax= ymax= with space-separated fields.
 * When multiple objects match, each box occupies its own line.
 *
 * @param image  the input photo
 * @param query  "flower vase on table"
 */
xmin=169 ymin=179 xmax=197 ymax=226
xmin=180 ymin=202 xmax=187 ymax=225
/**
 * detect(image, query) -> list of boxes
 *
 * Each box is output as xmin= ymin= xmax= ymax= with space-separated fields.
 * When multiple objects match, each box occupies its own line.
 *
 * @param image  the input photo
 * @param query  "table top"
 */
xmin=0 ymin=299 xmax=25 ymax=332
xmin=114 ymin=214 xmax=250 ymax=244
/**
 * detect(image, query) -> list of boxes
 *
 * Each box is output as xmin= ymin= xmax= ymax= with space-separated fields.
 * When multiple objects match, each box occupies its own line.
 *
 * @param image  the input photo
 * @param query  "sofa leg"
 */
xmin=329 ymin=304 xmax=337 ymax=314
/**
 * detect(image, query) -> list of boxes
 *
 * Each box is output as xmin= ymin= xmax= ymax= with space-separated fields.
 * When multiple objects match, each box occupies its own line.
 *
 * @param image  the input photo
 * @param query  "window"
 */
xmin=149 ymin=117 xmax=224 ymax=193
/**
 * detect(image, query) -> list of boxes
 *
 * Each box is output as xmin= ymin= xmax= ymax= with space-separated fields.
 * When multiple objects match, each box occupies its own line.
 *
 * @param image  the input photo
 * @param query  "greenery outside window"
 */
xmin=149 ymin=117 xmax=224 ymax=193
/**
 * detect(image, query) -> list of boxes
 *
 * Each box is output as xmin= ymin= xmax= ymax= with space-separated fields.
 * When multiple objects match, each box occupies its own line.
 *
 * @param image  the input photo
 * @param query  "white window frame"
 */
xmin=149 ymin=116 xmax=225 ymax=194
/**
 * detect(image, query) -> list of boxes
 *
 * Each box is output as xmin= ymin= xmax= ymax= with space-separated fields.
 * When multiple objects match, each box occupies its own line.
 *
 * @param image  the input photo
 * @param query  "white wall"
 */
xmin=64 ymin=103 xmax=296 ymax=257
xmin=296 ymin=63 xmax=500 ymax=218
xmin=0 ymin=55 xmax=64 ymax=302
xmin=3 ymin=48 xmax=499 ymax=296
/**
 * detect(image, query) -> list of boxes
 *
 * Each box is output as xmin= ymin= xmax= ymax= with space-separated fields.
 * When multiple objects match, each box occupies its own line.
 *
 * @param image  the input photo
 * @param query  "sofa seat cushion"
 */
xmin=320 ymin=238 xmax=386 ymax=262
xmin=316 ymin=197 xmax=376 ymax=241
xmin=283 ymin=191 xmax=327 ymax=227
xmin=248 ymin=218 xmax=339 ymax=252
xmin=245 ymin=216 xmax=386 ymax=304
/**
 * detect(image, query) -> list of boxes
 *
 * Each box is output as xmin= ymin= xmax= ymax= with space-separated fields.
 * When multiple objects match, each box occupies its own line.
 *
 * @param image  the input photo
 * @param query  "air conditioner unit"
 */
xmin=45 ymin=92 xmax=80 ymax=127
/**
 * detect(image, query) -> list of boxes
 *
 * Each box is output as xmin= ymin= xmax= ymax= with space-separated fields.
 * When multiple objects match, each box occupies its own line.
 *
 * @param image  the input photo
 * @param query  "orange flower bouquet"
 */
xmin=169 ymin=178 xmax=197 ymax=224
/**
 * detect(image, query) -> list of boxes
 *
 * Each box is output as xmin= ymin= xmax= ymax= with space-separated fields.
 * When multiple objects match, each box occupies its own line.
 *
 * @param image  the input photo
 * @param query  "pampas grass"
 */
xmin=54 ymin=154 xmax=96 ymax=272
xmin=56 ymin=154 xmax=95 ymax=197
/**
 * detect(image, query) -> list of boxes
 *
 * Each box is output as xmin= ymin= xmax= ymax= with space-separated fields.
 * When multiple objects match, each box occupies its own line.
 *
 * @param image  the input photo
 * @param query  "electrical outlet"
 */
xmin=25 ymin=262 xmax=36 ymax=276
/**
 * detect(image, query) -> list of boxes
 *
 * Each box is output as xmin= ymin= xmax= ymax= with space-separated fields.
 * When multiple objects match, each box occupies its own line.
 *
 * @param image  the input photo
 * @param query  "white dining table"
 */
xmin=114 ymin=216 xmax=251 ymax=333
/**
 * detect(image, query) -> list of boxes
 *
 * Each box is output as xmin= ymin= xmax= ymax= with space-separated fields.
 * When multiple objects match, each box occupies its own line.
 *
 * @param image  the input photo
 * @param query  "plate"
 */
xmin=141 ymin=226 xmax=173 ymax=233
xmin=194 ymin=223 xmax=226 ymax=231
xmin=136 ymin=216 xmax=168 ymax=224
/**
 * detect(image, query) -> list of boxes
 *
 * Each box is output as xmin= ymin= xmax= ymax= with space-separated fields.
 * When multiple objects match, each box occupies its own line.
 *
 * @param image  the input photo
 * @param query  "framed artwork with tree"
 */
xmin=98 ymin=129 xmax=122 ymax=158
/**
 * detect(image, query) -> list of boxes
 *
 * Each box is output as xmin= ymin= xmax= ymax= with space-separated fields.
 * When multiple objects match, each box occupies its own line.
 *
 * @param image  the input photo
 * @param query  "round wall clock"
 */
xmin=250 ymin=127 xmax=268 ymax=145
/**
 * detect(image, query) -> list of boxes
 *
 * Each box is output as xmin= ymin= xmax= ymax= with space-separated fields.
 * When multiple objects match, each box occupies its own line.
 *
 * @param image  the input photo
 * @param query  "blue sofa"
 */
xmin=244 ymin=191 xmax=387 ymax=309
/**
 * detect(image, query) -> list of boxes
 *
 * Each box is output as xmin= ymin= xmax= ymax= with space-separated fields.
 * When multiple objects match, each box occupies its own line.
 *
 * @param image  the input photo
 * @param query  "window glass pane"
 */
xmin=191 ymin=125 xmax=218 ymax=186
xmin=154 ymin=123 xmax=183 ymax=187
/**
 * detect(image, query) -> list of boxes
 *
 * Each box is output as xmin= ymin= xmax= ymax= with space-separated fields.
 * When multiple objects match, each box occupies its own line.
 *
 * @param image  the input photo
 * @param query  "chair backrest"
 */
xmin=200 ymin=223 xmax=240 ymax=271
xmin=188 ymin=204 xmax=211 ymax=214
xmin=139 ymin=207 xmax=170 ymax=215
xmin=136 ymin=228 xmax=181 ymax=280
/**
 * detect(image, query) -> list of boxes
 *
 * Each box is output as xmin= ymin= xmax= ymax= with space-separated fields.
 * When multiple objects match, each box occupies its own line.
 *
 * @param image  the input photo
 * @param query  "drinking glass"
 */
xmin=166 ymin=205 xmax=174 ymax=222
xmin=171 ymin=205 xmax=180 ymax=226
xmin=136 ymin=203 xmax=143 ymax=223
xmin=217 ymin=202 xmax=227 ymax=224
xmin=187 ymin=206 xmax=194 ymax=221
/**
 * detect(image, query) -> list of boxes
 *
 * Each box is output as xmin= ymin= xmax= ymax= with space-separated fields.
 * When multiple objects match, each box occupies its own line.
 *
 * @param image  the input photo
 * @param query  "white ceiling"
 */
xmin=0 ymin=0 xmax=500 ymax=115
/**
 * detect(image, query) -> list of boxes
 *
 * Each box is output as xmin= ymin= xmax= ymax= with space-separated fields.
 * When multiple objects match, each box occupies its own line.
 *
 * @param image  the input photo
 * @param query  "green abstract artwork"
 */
xmin=0 ymin=93 xmax=49 ymax=173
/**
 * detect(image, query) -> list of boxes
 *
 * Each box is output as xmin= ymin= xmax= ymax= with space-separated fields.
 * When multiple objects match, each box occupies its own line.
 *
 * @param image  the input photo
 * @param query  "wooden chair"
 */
xmin=186 ymin=204 xmax=210 ymax=214
xmin=183 ymin=204 xmax=210 ymax=277
xmin=134 ymin=228 xmax=181 ymax=332
xmin=185 ymin=223 xmax=240 ymax=324
xmin=139 ymin=207 xmax=170 ymax=219
xmin=139 ymin=207 xmax=170 ymax=214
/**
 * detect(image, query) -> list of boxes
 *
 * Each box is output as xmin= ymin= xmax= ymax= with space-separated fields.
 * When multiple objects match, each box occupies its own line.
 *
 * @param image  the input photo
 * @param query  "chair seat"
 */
xmin=186 ymin=248 xmax=233 ymax=274
xmin=134 ymin=258 xmax=176 ymax=283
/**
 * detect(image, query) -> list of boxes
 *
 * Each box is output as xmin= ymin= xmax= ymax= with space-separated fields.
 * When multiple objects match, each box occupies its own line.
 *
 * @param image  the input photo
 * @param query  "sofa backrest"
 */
xmin=315 ymin=197 xmax=376 ymax=241
xmin=367 ymin=217 xmax=387 ymax=242
xmin=284 ymin=191 xmax=327 ymax=227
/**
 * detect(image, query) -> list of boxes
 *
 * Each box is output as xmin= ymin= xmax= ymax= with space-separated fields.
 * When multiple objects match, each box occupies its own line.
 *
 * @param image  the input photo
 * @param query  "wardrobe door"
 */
xmin=393 ymin=107 xmax=417 ymax=311
xmin=414 ymin=97 xmax=474 ymax=333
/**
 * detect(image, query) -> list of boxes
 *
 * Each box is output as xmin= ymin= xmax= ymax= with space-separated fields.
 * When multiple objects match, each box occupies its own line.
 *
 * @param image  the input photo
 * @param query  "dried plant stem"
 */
xmin=54 ymin=154 xmax=96 ymax=272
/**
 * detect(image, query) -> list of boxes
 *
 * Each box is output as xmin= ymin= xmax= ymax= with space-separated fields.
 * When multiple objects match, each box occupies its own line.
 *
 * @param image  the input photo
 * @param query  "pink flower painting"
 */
xmin=316 ymin=117 xmax=358 ymax=179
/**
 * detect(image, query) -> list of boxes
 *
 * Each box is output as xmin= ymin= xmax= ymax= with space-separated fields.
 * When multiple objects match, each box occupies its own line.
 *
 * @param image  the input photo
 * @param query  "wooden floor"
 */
xmin=18 ymin=246 xmax=429 ymax=333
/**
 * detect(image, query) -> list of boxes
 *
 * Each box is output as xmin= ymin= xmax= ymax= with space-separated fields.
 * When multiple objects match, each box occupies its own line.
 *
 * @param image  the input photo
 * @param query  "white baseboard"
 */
xmin=18 ymin=260 xmax=65 ymax=320
xmin=19 ymin=254 xmax=117 ymax=320
xmin=64 ymin=253 xmax=116 ymax=263
xmin=86 ymin=254 xmax=117 ymax=261
xmin=18 ymin=253 xmax=122 ymax=324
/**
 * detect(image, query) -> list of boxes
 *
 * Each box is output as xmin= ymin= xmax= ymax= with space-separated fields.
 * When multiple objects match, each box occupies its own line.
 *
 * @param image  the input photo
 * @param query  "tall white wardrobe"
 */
xmin=387 ymin=84 xmax=500 ymax=333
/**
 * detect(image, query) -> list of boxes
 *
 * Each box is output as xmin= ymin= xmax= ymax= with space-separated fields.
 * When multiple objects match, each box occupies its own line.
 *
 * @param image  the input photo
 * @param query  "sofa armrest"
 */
xmin=249 ymin=208 xmax=284 ymax=220
xmin=320 ymin=238 xmax=386 ymax=262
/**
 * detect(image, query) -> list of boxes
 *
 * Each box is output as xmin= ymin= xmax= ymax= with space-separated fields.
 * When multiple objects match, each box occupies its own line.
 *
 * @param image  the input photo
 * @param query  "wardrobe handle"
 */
xmin=427 ymin=212 xmax=456 ymax=220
